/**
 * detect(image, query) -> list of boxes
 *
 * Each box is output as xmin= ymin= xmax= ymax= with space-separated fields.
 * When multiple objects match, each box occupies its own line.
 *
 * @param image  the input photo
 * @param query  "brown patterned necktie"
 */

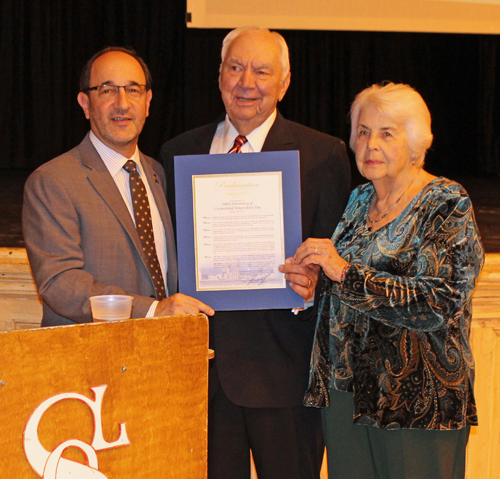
xmin=227 ymin=135 xmax=248 ymax=153
xmin=123 ymin=160 xmax=166 ymax=300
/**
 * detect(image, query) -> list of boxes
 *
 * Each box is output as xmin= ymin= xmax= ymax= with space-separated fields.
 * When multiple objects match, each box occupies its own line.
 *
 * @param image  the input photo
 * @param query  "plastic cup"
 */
xmin=90 ymin=295 xmax=133 ymax=322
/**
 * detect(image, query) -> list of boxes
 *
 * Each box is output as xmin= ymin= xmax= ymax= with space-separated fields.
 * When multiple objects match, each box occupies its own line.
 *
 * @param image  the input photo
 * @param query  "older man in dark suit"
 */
xmin=23 ymin=47 xmax=213 ymax=326
xmin=160 ymin=27 xmax=351 ymax=479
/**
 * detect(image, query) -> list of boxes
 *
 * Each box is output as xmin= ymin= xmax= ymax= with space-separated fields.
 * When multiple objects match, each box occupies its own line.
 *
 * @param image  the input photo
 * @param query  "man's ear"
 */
xmin=145 ymin=89 xmax=153 ymax=117
xmin=279 ymin=72 xmax=291 ymax=102
xmin=77 ymin=92 xmax=91 ymax=120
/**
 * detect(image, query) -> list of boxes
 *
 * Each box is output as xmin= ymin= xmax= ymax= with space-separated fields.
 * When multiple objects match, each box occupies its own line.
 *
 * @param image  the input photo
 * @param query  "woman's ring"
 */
xmin=307 ymin=279 xmax=312 ymax=287
xmin=313 ymin=246 xmax=318 ymax=254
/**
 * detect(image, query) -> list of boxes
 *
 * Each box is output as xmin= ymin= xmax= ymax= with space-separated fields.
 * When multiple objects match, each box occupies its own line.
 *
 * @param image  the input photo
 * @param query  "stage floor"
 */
xmin=3 ymin=169 xmax=500 ymax=252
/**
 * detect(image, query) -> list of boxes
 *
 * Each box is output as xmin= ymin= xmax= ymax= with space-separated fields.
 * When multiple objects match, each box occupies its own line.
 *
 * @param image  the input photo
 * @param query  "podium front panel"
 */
xmin=0 ymin=314 xmax=209 ymax=478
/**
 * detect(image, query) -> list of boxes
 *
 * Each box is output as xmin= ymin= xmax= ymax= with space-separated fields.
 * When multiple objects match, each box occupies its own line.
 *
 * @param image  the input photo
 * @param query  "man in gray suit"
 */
xmin=23 ymin=47 xmax=213 ymax=326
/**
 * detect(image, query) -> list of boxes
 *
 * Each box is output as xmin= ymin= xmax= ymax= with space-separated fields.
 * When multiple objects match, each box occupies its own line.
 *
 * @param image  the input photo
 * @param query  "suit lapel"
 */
xmin=190 ymin=120 xmax=220 ymax=154
xmin=261 ymin=112 xmax=295 ymax=152
xmin=79 ymin=135 xmax=147 ymax=266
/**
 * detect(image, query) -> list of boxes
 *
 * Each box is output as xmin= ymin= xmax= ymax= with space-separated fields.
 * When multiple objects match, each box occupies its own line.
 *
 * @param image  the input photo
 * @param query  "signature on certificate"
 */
xmin=246 ymin=268 xmax=275 ymax=286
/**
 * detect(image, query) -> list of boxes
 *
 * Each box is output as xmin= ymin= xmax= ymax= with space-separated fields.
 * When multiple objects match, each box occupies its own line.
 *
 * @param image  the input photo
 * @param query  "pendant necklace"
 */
xmin=366 ymin=177 xmax=416 ymax=232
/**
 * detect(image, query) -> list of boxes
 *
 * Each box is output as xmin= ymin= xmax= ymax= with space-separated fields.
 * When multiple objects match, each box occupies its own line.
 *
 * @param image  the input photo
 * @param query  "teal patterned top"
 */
xmin=304 ymin=177 xmax=484 ymax=429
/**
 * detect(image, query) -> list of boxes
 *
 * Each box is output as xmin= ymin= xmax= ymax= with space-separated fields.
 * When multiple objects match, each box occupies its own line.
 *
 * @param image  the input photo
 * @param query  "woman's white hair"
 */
xmin=220 ymin=26 xmax=290 ymax=79
xmin=349 ymin=82 xmax=433 ymax=164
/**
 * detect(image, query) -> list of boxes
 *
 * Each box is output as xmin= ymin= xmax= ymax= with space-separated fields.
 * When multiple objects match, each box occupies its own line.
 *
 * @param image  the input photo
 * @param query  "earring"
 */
xmin=411 ymin=155 xmax=416 ymax=166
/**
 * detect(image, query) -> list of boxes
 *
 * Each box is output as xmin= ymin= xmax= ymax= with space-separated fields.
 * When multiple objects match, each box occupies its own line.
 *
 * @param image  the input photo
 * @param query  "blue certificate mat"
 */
xmin=174 ymin=151 xmax=303 ymax=311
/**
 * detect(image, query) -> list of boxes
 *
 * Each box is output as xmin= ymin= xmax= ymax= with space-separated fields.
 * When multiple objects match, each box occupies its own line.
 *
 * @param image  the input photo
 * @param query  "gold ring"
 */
xmin=313 ymin=246 xmax=318 ymax=254
xmin=307 ymin=279 xmax=312 ymax=287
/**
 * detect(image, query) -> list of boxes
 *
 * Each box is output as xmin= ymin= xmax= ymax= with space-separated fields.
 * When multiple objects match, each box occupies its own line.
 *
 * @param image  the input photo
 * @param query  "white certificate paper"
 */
xmin=193 ymin=172 xmax=285 ymax=291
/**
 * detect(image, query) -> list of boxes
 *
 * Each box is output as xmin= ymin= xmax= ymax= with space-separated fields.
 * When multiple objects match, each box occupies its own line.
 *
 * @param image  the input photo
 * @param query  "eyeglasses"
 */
xmin=87 ymin=84 xmax=147 ymax=99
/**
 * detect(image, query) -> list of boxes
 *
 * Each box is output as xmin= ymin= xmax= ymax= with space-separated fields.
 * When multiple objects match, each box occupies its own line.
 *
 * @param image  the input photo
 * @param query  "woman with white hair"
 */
xmin=286 ymin=82 xmax=484 ymax=478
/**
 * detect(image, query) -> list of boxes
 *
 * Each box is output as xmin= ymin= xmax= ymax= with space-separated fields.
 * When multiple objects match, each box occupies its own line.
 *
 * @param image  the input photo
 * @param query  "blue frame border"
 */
xmin=174 ymin=151 xmax=303 ymax=311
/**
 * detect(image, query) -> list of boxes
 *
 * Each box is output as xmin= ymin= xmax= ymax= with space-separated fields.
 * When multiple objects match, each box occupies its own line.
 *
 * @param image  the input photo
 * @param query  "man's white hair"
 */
xmin=220 ymin=26 xmax=290 ymax=79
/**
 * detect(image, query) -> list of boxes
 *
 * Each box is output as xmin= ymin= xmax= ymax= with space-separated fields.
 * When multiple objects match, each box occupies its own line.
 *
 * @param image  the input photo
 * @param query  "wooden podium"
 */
xmin=0 ymin=314 xmax=210 ymax=478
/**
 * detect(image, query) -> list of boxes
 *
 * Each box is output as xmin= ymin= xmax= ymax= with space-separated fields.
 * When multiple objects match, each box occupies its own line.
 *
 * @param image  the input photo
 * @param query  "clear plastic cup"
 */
xmin=89 ymin=295 xmax=133 ymax=322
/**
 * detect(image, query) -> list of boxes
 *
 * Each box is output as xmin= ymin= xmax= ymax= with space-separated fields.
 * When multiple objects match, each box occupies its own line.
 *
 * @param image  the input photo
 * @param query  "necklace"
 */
xmin=366 ymin=178 xmax=416 ymax=232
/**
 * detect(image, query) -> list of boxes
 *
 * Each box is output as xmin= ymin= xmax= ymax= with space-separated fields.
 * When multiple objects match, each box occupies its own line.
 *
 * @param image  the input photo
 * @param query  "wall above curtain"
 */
xmin=187 ymin=0 xmax=500 ymax=34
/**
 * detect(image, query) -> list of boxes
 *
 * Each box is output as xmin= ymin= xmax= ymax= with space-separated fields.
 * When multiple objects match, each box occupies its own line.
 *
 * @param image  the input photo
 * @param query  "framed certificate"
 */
xmin=174 ymin=151 xmax=303 ymax=311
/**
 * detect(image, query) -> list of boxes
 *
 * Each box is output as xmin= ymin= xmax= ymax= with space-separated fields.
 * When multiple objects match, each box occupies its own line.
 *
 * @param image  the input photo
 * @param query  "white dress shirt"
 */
xmin=90 ymin=132 xmax=167 ymax=316
xmin=209 ymin=109 xmax=277 ymax=154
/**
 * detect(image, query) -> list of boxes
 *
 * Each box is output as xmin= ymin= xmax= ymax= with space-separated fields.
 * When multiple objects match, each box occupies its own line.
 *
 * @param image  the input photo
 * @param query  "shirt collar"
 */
xmin=222 ymin=109 xmax=277 ymax=153
xmin=89 ymin=131 xmax=141 ymax=177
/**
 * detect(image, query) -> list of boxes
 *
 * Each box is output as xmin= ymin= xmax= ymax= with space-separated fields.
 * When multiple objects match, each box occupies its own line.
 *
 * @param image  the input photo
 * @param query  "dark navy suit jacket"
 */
xmin=160 ymin=112 xmax=351 ymax=407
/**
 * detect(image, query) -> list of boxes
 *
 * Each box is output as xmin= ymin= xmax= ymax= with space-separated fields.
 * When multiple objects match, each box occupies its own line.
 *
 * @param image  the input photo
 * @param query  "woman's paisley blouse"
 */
xmin=304 ymin=177 xmax=485 ymax=429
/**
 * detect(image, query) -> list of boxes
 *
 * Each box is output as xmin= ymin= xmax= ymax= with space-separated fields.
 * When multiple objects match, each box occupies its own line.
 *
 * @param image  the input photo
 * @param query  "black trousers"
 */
xmin=208 ymin=385 xmax=324 ymax=479
xmin=322 ymin=388 xmax=470 ymax=479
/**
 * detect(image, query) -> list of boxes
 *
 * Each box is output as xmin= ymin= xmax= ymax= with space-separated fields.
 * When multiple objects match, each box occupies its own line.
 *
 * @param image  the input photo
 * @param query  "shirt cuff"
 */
xmin=292 ymin=294 xmax=315 ymax=315
xmin=146 ymin=301 xmax=159 ymax=318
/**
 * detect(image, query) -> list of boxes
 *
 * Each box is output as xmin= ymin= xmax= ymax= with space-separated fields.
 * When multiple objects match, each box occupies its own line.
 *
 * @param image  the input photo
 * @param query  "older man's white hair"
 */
xmin=220 ymin=26 xmax=290 ymax=79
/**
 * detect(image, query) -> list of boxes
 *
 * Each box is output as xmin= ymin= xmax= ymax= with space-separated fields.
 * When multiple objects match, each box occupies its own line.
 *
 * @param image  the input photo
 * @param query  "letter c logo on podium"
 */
xmin=23 ymin=385 xmax=130 ymax=478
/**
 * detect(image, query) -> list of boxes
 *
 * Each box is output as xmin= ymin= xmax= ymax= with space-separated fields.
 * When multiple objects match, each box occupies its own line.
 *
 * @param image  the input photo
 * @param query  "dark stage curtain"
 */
xmin=2 ymin=1 xmax=500 ymax=176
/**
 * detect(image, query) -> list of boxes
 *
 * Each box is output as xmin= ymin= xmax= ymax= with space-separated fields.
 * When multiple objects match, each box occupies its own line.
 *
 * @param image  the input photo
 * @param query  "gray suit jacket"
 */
xmin=23 ymin=133 xmax=178 ymax=326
